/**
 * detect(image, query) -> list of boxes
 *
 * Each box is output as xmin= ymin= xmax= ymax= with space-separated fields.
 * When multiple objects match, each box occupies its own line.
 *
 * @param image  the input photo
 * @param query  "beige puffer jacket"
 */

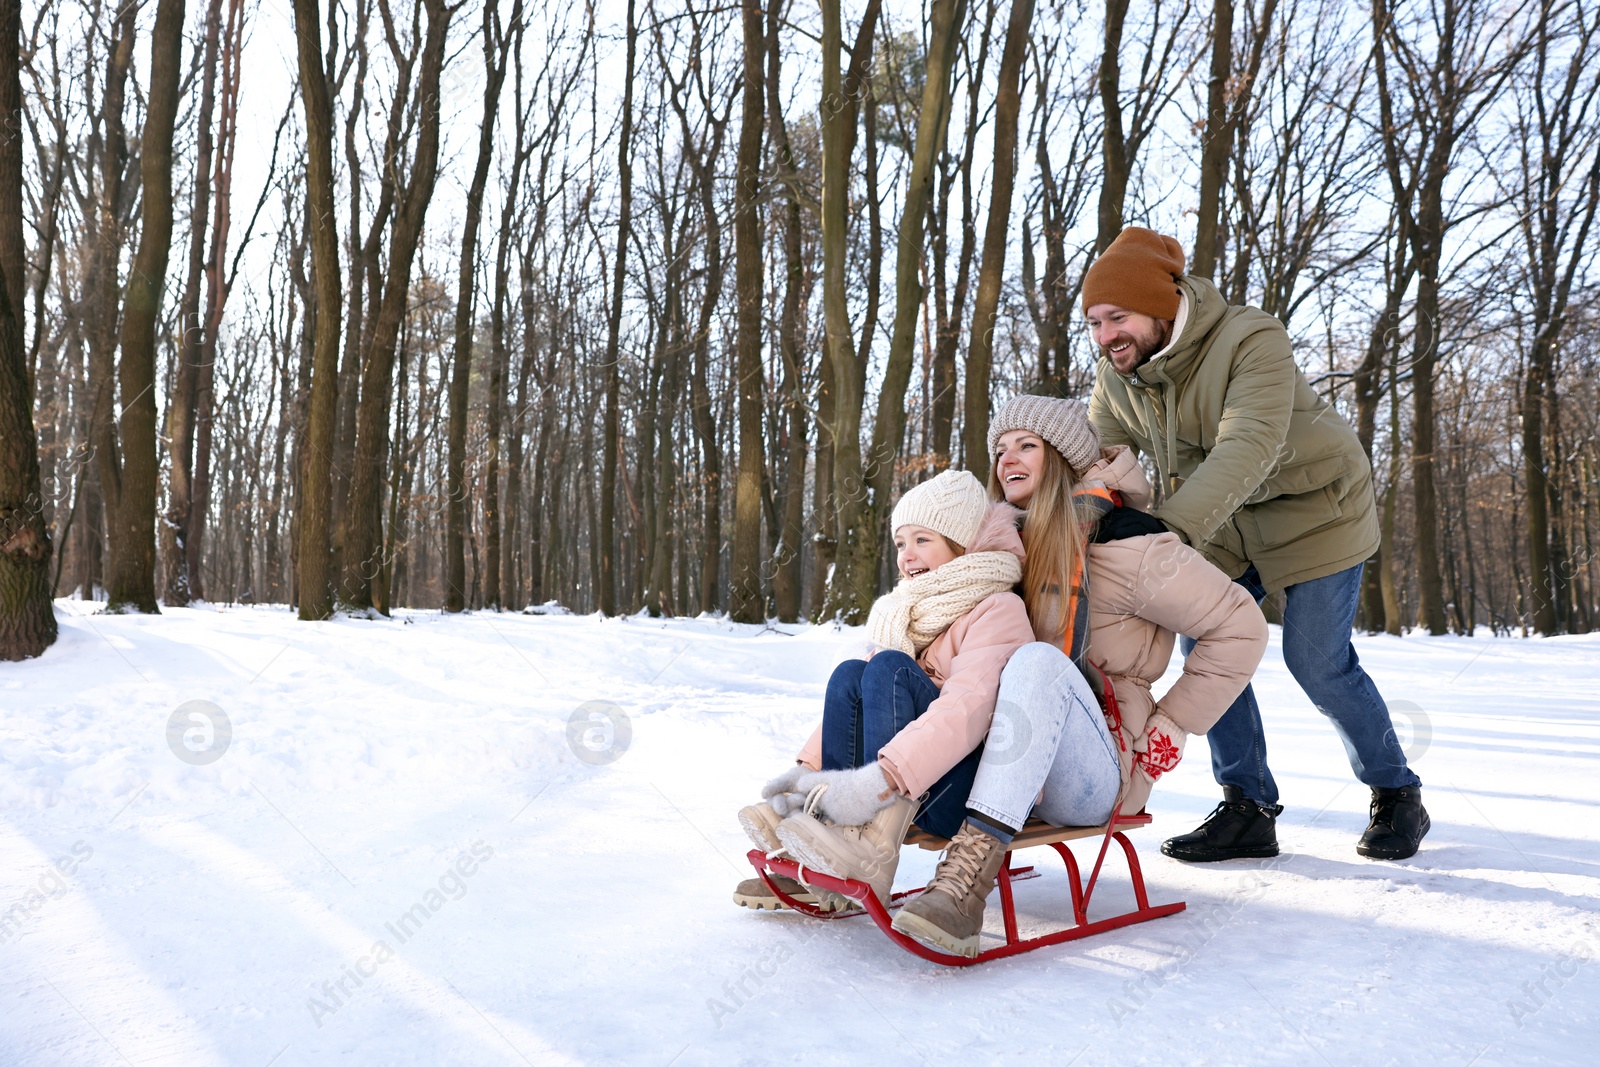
xmin=796 ymin=503 xmax=1036 ymax=797
xmin=1079 ymin=446 xmax=1270 ymax=814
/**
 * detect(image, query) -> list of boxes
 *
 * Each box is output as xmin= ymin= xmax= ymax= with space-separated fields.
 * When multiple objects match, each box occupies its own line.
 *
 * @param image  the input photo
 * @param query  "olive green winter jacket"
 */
xmin=1087 ymin=275 xmax=1379 ymax=593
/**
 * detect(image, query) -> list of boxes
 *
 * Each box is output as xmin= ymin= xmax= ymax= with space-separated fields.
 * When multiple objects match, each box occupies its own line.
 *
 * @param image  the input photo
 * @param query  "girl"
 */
xmin=732 ymin=469 xmax=1035 ymax=911
xmin=890 ymin=394 xmax=1269 ymax=956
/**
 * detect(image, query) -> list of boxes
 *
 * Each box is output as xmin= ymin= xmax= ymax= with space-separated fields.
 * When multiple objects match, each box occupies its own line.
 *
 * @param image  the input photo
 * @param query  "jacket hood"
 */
xmin=1082 ymin=445 xmax=1154 ymax=511
xmin=1125 ymin=275 xmax=1228 ymax=390
xmin=966 ymin=500 xmax=1026 ymax=562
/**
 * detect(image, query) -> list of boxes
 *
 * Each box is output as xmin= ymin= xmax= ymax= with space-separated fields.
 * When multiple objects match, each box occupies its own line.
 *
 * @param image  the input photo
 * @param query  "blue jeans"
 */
xmin=1182 ymin=562 xmax=1420 ymax=807
xmin=820 ymin=651 xmax=981 ymax=839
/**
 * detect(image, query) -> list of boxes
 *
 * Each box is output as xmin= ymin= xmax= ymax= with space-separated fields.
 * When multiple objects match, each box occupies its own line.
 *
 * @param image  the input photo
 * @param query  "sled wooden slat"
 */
xmin=902 ymin=812 xmax=1154 ymax=852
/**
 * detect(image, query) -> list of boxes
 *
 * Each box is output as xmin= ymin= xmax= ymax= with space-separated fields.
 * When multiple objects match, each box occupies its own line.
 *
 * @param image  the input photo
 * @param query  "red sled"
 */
xmin=745 ymin=811 xmax=1185 ymax=966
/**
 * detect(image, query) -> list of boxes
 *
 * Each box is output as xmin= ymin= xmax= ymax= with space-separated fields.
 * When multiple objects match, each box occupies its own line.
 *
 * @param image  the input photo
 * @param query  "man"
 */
xmin=1083 ymin=226 xmax=1428 ymax=861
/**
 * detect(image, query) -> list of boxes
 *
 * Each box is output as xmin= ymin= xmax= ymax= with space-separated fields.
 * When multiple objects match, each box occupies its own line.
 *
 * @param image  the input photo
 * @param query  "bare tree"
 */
xmin=91 ymin=0 xmax=186 ymax=614
xmin=728 ymin=0 xmax=767 ymax=622
xmin=1373 ymin=0 xmax=1531 ymax=634
xmin=0 ymin=0 xmax=56 ymax=658
xmin=445 ymin=0 xmax=517 ymax=613
xmin=1096 ymin=0 xmax=1198 ymax=251
xmin=825 ymin=0 xmax=963 ymax=622
xmin=293 ymin=0 xmax=344 ymax=620
xmin=596 ymin=0 xmax=639 ymax=616
xmin=962 ymin=0 xmax=1036 ymax=469
xmin=335 ymin=0 xmax=455 ymax=612
xmin=1510 ymin=1 xmax=1600 ymax=634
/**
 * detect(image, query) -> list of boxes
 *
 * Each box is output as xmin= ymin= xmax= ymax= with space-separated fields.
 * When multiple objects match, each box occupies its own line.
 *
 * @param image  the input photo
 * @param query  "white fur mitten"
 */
xmin=761 ymin=764 xmax=811 ymax=816
xmin=791 ymin=762 xmax=899 ymax=825
xmin=1134 ymin=711 xmax=1186 ymax=785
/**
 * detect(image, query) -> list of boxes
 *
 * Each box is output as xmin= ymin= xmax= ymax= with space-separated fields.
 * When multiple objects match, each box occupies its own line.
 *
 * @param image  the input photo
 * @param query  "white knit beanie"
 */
xmin=890 ymin=469 xmax=989 ymax=549
xmin=987 ymin=395 xmax=1100 ymax=479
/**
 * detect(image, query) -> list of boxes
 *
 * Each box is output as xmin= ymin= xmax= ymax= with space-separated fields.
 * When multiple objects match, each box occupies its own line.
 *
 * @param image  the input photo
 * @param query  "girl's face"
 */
xmin=994 ymin=429 xmax=1047 ymax=507
xmin=895 ymin=525 xmax=960 ymax=580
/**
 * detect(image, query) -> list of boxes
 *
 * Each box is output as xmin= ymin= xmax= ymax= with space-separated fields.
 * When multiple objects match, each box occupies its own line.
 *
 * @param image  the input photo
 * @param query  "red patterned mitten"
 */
xmin=1135 ymin=711 xmax=1186 ymax=785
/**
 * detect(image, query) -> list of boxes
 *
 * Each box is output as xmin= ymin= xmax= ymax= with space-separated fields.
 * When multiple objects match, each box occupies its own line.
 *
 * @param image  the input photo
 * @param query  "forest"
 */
xmin=1 ymin=0 xmax=1598 ymax=662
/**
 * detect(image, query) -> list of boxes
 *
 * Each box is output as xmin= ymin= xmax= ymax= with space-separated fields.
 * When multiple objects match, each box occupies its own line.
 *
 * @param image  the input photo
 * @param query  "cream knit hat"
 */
xmin=987 ymin=394 xmax=1100 ymax=478
xmin=890 ymin=469 xmax=989 ymax=549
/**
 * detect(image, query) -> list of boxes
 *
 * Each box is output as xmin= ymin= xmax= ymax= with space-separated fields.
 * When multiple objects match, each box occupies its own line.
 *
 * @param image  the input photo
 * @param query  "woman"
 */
xmin=890 ymin=394 xmax=1269 ymax=956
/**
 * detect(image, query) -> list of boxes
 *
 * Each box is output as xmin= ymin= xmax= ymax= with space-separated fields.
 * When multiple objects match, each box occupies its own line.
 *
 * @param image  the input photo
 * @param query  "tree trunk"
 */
xmin=483 ymin=14 xmax=529 ymax=609
xmin=0 ymin=0 xmax=56 ymax=657
xmin=1096 ymin=0 xmax=1131 ymax=252
xmin=162 ymin=0 xmax=223 ymax=607
xmin=767 ymin=0 xmax=808 ymax=623
xmin=929 ymin=7 xmax=986 ymax=468
xmin=336 ymin=0 xmax=454 ymax=611
xmin=446 ymin=0 xmax=512 ymax=612
xmin=293 ymin=0 xmax=343 ymax=620
xmin=827 ymin=0 xmax=966 ymax=623
xmin=598 ymin=0 xmax=638 ymax=616
xmin=1518 ymin=11 xmax=1600 ymax=634
xmin=813 ymin=0 xmax=881 ymax=621
xmin=729 ymin=0 xmax=767 ymax=623
xmin=1192 ymin=0 xmax=1233 ymax=278
xmin=102 ymin=0 xmax=186 ymax=615
xmin=962 ymin=0 xmax=1034 ymax=472
xmin=188 ymin=0 xmax=247 ymax=603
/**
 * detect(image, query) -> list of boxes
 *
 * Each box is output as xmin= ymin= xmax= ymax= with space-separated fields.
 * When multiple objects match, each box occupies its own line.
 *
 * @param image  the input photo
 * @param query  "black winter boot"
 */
xmin=1161 ymin=786 xmax=1283 ymax=862
xmin=1356 ymin=786 xmax=1430 ymax=860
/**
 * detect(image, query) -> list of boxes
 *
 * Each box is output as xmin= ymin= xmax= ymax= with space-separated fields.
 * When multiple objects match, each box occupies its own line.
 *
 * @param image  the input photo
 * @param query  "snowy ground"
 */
xmin=1 ymin=601 xmax=1597 ymax=1066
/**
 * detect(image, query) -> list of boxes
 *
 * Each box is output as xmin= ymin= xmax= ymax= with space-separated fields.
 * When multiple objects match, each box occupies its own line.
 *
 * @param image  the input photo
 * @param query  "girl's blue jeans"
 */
xmin=818 ymin=651 xmax=981 ymax=839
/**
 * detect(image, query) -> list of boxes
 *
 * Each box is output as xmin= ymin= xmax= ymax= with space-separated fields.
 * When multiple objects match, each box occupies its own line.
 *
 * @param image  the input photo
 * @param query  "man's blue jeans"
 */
xmin=1182 ymin=562 xmax=1420 ymax=808
xmin=820 ymin=651 xmax=980 ymax=839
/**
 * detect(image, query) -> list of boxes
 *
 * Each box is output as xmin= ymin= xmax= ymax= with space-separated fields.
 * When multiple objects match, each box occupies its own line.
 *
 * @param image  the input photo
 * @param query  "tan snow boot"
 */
xmin=890 ymin=822 xmax=1007 ymax=957
xmin=731 ymin=874 xmax=861 ymax=914
xmin=738 ymin=802 xmax=784 ymax=851
xmin=772 ymin=793 xmax=917 ymax=907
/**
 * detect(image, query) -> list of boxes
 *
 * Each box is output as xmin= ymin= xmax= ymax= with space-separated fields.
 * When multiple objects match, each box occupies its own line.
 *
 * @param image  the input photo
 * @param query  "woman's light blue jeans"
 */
xmin=964 ymin=643 xmax=1123 ymax=842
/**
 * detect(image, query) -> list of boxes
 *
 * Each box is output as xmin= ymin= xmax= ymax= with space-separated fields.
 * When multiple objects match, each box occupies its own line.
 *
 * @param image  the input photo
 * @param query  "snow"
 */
xmin=2 ymin=601 xmax=1598 ymax=1065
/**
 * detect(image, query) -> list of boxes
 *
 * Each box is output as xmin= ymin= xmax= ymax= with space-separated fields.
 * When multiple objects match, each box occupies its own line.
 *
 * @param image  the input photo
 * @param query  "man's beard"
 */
xmin=1101 ymin=318 xmax=1173 ymax=371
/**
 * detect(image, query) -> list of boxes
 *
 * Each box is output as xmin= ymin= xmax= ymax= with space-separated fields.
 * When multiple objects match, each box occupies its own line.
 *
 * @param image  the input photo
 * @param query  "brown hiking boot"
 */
xmin=731 ymin=874 xmax=860 ymax=913
xmin=773 ymin=794 xmax=917 ymax=907
xmin=738 ymin=802 xmax=784 ymax=851
xmin=890 ymin=823 xmax=1007 ymax=957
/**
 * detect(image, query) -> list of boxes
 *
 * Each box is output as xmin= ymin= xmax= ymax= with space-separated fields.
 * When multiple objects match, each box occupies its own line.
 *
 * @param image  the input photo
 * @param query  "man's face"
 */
xmin=1085 ymin=303 xmax=1172 ymax=375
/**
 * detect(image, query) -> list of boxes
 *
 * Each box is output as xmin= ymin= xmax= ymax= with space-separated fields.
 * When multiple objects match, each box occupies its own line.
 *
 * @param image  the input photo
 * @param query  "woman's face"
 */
xmin=994 ymin=429 xmax=1047 ymax=507
xmin=894 ymin=525 xmax=959 ymax=580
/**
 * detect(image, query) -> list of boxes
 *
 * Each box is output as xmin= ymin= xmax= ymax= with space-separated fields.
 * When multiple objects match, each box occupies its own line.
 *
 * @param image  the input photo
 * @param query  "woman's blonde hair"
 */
xmin=987 ymin=437 xmax=1095 ymax=643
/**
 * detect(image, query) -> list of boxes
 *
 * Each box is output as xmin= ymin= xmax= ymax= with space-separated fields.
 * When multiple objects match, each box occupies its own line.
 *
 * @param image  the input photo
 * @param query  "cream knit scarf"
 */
xmin=865 ymin=551 xmax=1023 ymax=657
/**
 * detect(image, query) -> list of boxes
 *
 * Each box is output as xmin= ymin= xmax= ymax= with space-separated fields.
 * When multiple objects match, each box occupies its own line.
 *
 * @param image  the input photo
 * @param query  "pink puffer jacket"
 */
xmin=1080 ymin=446 xmax=1269 ymax=814
xmin=796 ymin=503 xmax=1035 ymax=797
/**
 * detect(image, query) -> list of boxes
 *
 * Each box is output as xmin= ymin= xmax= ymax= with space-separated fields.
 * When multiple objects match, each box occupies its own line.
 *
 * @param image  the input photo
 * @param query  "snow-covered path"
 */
xmin=2 ymin=603 xmax=1597 ymax=1065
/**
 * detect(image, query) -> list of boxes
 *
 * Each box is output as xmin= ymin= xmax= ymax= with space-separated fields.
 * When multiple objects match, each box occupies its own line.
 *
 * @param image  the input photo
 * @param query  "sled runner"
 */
xmin=744 ymin=811 xmax=1185 ymax=966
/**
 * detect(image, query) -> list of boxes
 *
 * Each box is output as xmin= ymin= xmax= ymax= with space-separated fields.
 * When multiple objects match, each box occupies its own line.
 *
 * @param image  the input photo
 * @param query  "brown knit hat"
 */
xmin=987 ymin=395 xmax=1100 ymax=479
xmin=1081 ymin=227 xmax=1186 ymax=320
